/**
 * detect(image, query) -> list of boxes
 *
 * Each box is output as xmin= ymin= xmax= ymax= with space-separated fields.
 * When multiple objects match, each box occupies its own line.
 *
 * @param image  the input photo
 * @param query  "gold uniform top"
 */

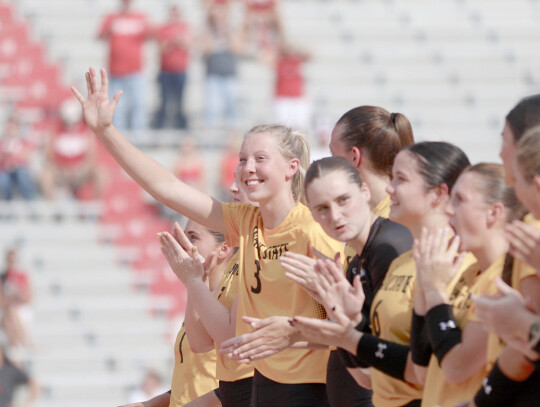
xmin=214 ymin=249 xmax=255 ymax=382
xmin=345 ymin=194 xmax=391 ymax=266
xmin=511 ymin=213 xmax=540 ymax=291
xmin=221 ymin=202 xmax=344 ymax=384
xmin=421 ymin=255 xmax=505 ymax=407
xmin=484 ymin=214 xmax=540 ymax=385
xmin=373 ymin=194 xmax=391 ymax=219
xmin=370 ymin=250 xmax=478 ymax=407
xmin=169 ymin=323 xmax=218 ymax=407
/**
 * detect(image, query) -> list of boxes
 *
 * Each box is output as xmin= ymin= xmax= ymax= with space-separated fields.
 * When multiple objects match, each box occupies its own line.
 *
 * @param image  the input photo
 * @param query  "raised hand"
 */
xmin=413 ymin=227 xmax=465 ymax=299
xmin=71 ymin=67 xmax=122 ymax=134
xmin=506 ymin=220 xmax=540 ymax=273
xmin=313 ymin=255 xmax=365 ymax=323
xmin=158 ymin=231 xmax=205 ymax=286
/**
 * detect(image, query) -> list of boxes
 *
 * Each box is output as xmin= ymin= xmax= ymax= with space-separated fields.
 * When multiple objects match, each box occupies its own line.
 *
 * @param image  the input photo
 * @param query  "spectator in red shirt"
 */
xmin=273 ymin=42 xmax=312 ymax=131
xmin=243 ymin=0 xmax=283 ymax=60
xmin=97 ymin=0 xmax=152 ymax=132
xmin=0 ymin=116 xmax=37 ymax=201
xmin=0 ymin=248 xmax=33 ymax=350
xmin=152 ymin=5 xmax=191 ymax=130
xmin=39 ymin=100 xmax=106 ymax=200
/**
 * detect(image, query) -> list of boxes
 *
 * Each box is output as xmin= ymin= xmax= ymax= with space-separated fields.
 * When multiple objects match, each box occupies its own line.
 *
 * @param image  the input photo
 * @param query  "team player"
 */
xmin=326 ymin=105 xmax=414 ymax=406
xmin=285 ymin=157 xmax=413 ymax=406
xmin=72 ymin=68 xmax=344 ymax=407
xmin=454 ymin=95 xmax=540 ymax=407
xmin=463 ymin=128 xmax=540 ymax=407
xmin=122 ymin=221 xmax=229 ymax=407
xmin=290 ymin=142 xmax=475 ymax=407
xmin=412 ymin=164 xmax=525 ymax=407
xmin=159 ymin=180 xmax=255 ymax=407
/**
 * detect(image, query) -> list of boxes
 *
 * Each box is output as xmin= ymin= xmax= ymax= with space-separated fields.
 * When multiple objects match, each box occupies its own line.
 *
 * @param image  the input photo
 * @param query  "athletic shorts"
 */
xmin=219 ymin=376 xmax=253 ymax=407
xmin=251 ymin=369 xmax=330 ymax=407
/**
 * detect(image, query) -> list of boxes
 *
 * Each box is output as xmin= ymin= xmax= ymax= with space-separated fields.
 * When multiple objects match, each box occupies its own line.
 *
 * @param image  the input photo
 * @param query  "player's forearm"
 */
xmin=185 ymin=300 xmax=215 ymax=353
xmin=498 ymin=346 xmax=535 ymax=381
xmin=96 ymin=125 xmax=224 ymax=232
xmin=186 ymin=280 xmax=235 ymax=345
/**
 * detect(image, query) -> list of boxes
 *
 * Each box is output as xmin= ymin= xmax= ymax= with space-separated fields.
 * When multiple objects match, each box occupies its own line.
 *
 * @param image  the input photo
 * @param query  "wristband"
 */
xmin=336 ymin=318 xmax=371 ymax=368
xmin=355 ymin=334 xmax=409 ymax=381
xmin=410 ymin=311 xmax=432 ymax=366
xmin=337 ymin=347 xmax=369 ymax=368
xmin=426 ymin=304 xmax=462 ymax=363
xmin=474 ymin=362 xmax=523 ymax=406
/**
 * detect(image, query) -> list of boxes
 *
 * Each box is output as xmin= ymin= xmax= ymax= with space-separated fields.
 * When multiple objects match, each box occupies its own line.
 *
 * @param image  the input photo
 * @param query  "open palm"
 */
xmin=71 ymin=67 xmax=122 ymax=134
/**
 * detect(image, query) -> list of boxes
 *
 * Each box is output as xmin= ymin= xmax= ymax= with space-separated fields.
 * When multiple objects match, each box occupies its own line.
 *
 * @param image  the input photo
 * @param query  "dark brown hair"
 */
xmin=335 ymin=106 xmax=414 ymax=177
xmin=304 ymin=156 xmax=363 ymax=200
xmin=506 ymin=94 xmax=540 ymax=141
xmin=404 ymin=141 xmax=470 ymax=192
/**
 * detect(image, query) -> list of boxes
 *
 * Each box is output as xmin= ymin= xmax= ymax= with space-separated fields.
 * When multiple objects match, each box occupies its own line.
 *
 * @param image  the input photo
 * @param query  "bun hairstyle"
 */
xmin=515 ymin=126 xmax=540 ymax=183
xmin=245 ymin=124 xmax=310 ymax=203
xmin=506 ymin=94 xmax=540 ymax=142
xmin=403 ymin=141 xmax=470 ymax=192
xmin=335 ymin=106 xmax=414 ymax=177
xmin=304 ymin=156 xmax=363 ymax=199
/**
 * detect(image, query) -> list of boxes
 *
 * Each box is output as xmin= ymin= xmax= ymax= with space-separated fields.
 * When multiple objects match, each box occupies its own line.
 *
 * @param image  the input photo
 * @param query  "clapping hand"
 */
xmin=158 ymin=222 xmax=206 ymax=287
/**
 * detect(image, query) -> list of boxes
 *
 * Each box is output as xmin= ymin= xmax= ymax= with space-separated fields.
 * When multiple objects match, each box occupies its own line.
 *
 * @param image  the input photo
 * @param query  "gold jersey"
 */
xmin=214 ymin=250 xmax=254 ymax=382
xmin=222 ymin=202 xmax=344 ymax=383
xmin=511 ymin=213 xmax=540 ymax=291
xmin=373 ymin=194 xmax=391 ymax=219
xmin=370 ymin=251 xmax=477 ymax=407
xmin=169 ymin=323 xmax=218 ymax=407
xmin=421 ymin=255 xmax=505 ymax=407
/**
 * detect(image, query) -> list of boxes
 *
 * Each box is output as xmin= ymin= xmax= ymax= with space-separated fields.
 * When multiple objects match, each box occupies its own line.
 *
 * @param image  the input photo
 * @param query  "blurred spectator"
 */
xmin=218 ymin=131 xmax=241 ymax=201
xmin=0 ymin=116 xmax=37 ymax=201
xmin=97 ymin=0 xmax=152 ymax=132
xmin=159 ymin=138 xmax=206 ymax=220
xmin=174 ymin=138 xmax=206 ymax=192
xmin=0 ymin=345 xmax=39 ymax=407
xmin=273 ymin=42 xmax=311 ymax=131
xmin=127 ymin=368 xmax=166 ymax=404
xmin=0 ymin=248 xmax=33 ymax=350
xmin=39 ymin=99 xmax=106 ymax=200
xmin=152 ymin=5 xmax=191 ymax=130
xmin=243 ymin=0 xmax=283 ymax=60
xmin=201 ymin=5 xmax=244 ymax=127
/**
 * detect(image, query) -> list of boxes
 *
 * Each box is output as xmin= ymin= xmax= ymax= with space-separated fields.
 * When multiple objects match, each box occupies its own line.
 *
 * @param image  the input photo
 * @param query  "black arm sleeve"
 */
xmin=410 ymin=311 xmax=432 ymax=366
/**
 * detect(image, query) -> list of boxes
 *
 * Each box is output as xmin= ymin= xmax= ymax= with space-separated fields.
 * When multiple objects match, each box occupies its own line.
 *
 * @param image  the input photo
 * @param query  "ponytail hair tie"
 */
xmin=390 ymin=112 xmax=397 ymax=123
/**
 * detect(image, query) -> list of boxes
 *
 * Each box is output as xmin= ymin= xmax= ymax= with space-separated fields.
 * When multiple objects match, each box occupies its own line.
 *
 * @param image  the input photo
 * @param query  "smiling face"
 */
xmin=386 ymin=151 xmax=436 ymax=228
xmin=237 ymin=132 xmax=295 ymax=204
xmin=446 ymin=172 xmax=492 ymax=252
xmin=306 ymin=170 xmax=371 ymax=243
xmin=499 ymin=121 xmax=517 ymax=186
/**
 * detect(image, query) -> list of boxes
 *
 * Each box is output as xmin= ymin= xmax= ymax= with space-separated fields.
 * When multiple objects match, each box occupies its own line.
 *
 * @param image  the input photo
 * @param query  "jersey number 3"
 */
xmin=251 ymin=260 xmax=262 ymax=294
